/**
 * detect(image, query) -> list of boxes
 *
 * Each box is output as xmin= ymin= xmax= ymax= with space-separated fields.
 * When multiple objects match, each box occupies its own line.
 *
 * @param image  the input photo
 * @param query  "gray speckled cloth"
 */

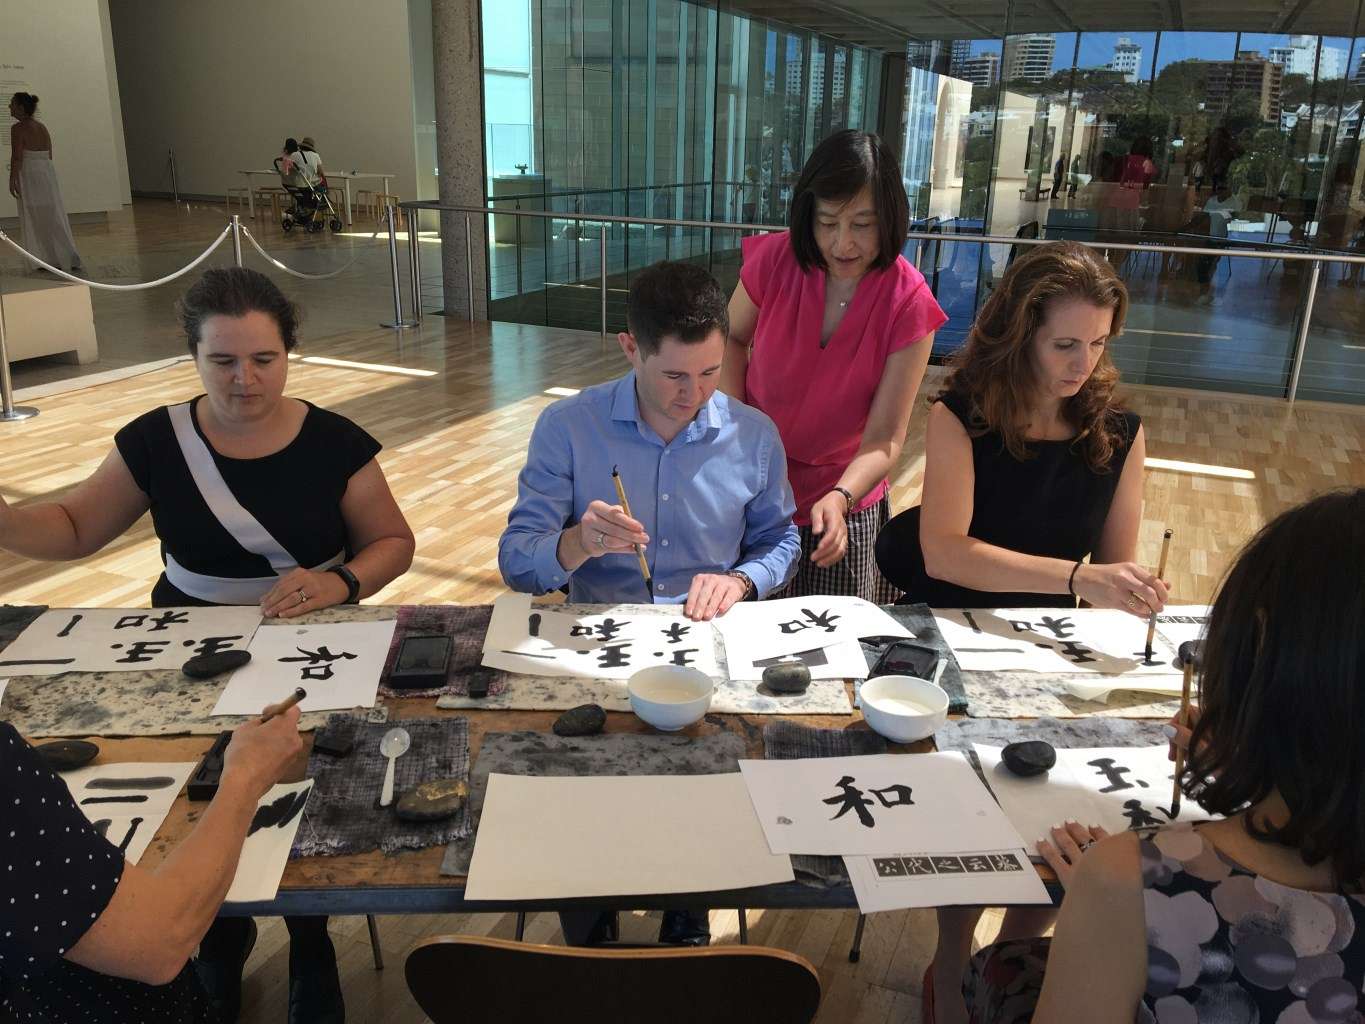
xmin=860 ymin=603 xmax=968 ymax=713
xmin=959 ymin=671 xmax=1182 ymax=719
xmin=378 ymin=605 xmax=508 ymax=698
xmin=440 ymin=730 xmax=746 ymax=876
xmin=293 ymin=714 xmax=471 ymax=857
xmin=762 ymin=721 xmax=888 ymax=889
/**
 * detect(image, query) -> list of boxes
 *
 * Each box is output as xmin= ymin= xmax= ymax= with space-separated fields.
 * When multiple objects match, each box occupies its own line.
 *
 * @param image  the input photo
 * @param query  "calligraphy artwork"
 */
xmin=716 ymin=596 xmax=912 ymax=666
xmin=481 ymin=593 xmax=720 ymax=680
xmin=225 ymin=780 xmax=314 ymax=903
xmin=60 ymin=761 xmax=197 ymax=864
xmin=0 ymin=607 xmax=262 ymax=677
xmin=211 ymin=620 xmax=396 ymax=716
xmin=933 ymin=608 xmax=1182 ymax=676
xmin=738 ymin=752 xmax=1033 ymax=856
xmin=844 ymin=846 xmax=1050 ymax=912
xmin=974 ymin=744 xmax=1218 ymax=846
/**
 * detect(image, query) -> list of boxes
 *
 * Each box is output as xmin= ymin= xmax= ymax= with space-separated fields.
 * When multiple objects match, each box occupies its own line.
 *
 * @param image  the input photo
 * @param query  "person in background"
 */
xmin=721 ymin=129 xmax=946 ymax=602
xmin=7 ymin=91 xmax=82 ymax=273
xmin=963 ymin=487 xmax=1365 ymax=1024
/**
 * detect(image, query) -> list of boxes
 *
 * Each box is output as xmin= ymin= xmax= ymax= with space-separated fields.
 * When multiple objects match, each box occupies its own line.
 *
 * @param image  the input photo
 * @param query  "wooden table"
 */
xmin=238 ymin=170 xmax=395 ymax=225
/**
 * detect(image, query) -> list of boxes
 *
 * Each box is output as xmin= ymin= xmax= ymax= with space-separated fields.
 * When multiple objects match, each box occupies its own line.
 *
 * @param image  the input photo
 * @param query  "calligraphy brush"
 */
xmin=260 ymin=687 xmax=307 ymax=723
xmin=1144 ymin=528 xmax=1173 ymax=662
xmin=611 ymin=464 xmax=655 ymax=599
xmin=1170 ymin=639 xmax=1199 ymax=818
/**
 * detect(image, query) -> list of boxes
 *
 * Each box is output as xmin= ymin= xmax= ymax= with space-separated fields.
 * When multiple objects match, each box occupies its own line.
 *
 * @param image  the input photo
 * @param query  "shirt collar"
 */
xmin=610 ymin=371 xmax=725 ymax=446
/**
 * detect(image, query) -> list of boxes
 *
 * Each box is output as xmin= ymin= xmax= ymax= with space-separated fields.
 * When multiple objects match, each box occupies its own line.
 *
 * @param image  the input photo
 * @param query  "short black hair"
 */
xmin=1186 ymin=488 xmax=1365 ymax=889
xmin=626 ymin=261 xmax=728 ymax=357
xmin=788 ymin=129 xmax=908 ymax=274
xmin=11 ymin=92 xmax=38 ymax=117
xmin=178 ymin=267 xmax=300 ymax=353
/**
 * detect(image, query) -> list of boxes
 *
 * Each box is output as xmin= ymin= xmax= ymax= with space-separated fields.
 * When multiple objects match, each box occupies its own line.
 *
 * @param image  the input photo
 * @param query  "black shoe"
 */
xmin=194 ymin=917 xmax=257 ymax=1024
xmin=286 ymin=917 xmax=345 ymax=1024
xmin=659 ymin=908 xmax=711 ymax=947
xmin=558 ymin=910 xmax=619 ymax=946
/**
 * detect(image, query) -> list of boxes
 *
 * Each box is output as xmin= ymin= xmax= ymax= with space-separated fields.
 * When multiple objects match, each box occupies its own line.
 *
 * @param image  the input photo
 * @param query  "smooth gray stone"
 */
xmin=762 ymin=663 xmax=812 ymax=694
xmin=35 ymin=739 xmax=99 ymax=772
xmin=553 ymin=703 xmax=606 ymax=736
xmin=182 ymin=650 xmax=252 ymax=679
xmin=1001 ymin=740 xmax=1056 ymax=777
xmin=395 ymin=779 xmax=467 ymax=822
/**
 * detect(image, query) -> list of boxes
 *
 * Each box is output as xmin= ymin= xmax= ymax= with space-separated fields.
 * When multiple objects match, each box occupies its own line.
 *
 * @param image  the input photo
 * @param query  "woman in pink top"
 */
xmin=721 ymin=130 xmax=947 ymax=599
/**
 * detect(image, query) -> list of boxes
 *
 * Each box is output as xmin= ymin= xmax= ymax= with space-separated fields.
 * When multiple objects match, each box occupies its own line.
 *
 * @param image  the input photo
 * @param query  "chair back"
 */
xmin=405 ymin=934 xmax=822 ymax=1024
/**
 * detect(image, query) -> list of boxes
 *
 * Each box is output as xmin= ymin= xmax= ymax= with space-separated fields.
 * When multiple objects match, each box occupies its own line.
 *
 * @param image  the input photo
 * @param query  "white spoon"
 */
xmin=379 ymin=727 xmax=411 ymax=808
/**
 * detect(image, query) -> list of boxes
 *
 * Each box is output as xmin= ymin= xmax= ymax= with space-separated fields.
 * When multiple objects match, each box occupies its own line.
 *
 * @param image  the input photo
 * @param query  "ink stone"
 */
xmin=35 ymin=739 xmax=100 ymax=772
xmin=1001 ymin=740 xmax=1056 ymax=778
xmin=553 ymin=703 xmax=607 ymax=737
xmin=395 ymin=779 xmax=468 ymax=822
xmin=182 ymin=650 xmax=252 ymax=679
xmin=1178 ymin=640 xmax=1203 ymax=671
xmin=762 ymin=663 xmax=811 ymax=695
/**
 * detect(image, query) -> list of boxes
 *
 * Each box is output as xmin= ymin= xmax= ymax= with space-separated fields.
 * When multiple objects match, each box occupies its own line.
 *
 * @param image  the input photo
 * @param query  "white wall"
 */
xmin=109 ymin=0 xmax=421 ymax=202
xmin=0 ymin=0 xmax=127 ymax=220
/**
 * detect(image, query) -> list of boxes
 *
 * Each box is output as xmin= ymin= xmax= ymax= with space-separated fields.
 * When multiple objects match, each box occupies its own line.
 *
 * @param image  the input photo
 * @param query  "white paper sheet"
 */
xmin=1061 ymin=677 xmax=1188 ymax=702
xmin=464 ymin=773 xmax=794 ymax=901
xmin=974 ymin=744 xmax=1217 ymax=846
xmin=0 ymin=678 xmax=7 ymax=706
xmin=728 ymin=638 xmax=871 ymax=682
xmin=0 ymin=607 xmax=262 ymax=677
xmin=844 ymin=847 xmax=1051 ymax=911
xmin=225 ymin=780 xmax=314 ymax=903
xmin=716 ymin=596 xmax=912 ymax=664
xmin=738 ymin=752 xmax=1033 ymax=856
xmin=933 ymin=608 xmax=1182 ymax=675
xmin=211 ymin=620 xmax=396 ymax=715
xmin=61 ymin=761 xmax=197 ymax=865
xmin=481 ymin=592 xmax=720 ymax=679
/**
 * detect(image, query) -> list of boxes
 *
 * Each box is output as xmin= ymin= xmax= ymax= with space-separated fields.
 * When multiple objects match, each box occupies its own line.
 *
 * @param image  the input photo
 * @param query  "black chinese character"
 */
xmin=931 ymin=856 xmax=965 ymax=874
xmin=570 ymin=625 xmax=596 ymax=638
xmin=188 ymin=636 xmax=245 ymax=658
xmin=593 ymin=618 xmax=629 ymax=643
xmin=1121 ymin=799 xmax=1171 ymax=830
xmin=874 ymin=858 xmax=908 ymax=877
xmin=279 ymin=646 xmax=358 ymax=681
xmin=869 ymin=784 xmax=915 ymax=809
xmin=56 ymin=614 xmax=83 ymax=638
xmin=110 ymin=640 xmax=172 ymax=664
xmin=1036 ymin=615 xmax=1076 ymax=639
xmin=963 ymin=855 xmax=993 ymax=873
xmin=1132 ymin=647 xmax=1164 ymax=667
xmin=903 ymin=856 xmax=937 ymax=875
xmin=659 ymin=623 xmax=691 ymax=644
xmin=664 ymin=648 xmax=699 ymax=667
xmin=987 ymin=853 xmax=1023 ymax=872
xmin=147 ymin=611 xmax=190 ymax=632
xmin=114 ymin=614 xmax=148 ymax=630
xmin=823 ymin=775 xmax=876 ymax=828
xmin=1086 ymin=757 xmax=1147 ymax=794
xmin=1057 ymin=640 xmax=1099 ymax=664
xmin=778 ymin=608 xmax=842 ymax=635
xmin=0 ymin=657 xmax=76 ymax=668
xmin=1008 ymin=618 xmax=1035 ymax=633
xmin=595 ymin=643 xmax=632 ymax=669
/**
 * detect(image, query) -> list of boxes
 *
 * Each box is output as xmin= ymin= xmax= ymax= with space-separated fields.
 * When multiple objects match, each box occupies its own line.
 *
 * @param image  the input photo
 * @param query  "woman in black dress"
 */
xmin=874 ymin=241 xmax=1169 ymax=1024
xmin=0 ymin=267 xmax=415 ymax=1023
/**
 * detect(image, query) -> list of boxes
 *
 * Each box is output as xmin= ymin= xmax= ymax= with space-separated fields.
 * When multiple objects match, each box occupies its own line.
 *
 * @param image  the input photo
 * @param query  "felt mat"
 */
xmin=378 ymin=605 xmax=508 ymax=698
xmin=293 ymin=714 xmax=471 ymax=857
xmin=440 ymin=730 xmax=747 ymax=876
xmin=859 ymin=603 xmax=968 ymax=713
xmin=960 ymin=671 xmax=1182 ymax=719
xmin=0 ymin=605 xmax=392 ymax=737
xmin=762 ymin=721 xmax=888 ymax=889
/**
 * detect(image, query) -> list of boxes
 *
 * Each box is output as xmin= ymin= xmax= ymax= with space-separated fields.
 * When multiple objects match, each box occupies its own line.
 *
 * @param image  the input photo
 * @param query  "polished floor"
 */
xmin=4 ymin=301 xmax=1365 ymax=1019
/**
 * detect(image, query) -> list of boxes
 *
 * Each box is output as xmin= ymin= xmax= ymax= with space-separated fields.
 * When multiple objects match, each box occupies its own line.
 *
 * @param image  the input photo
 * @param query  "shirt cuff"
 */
xmin=733 ymin=559 xmax=776 ymax=600
xmin=533 ymin=531 xmax=573 ymax=593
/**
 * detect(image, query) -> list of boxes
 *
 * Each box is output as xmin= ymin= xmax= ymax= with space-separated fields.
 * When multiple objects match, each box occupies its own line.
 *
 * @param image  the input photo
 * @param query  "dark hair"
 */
xmin=1185 ymin=488 xmax=1365 ymax=890
xmin=788 ymin=130 xmax=908 ymax=274
xmin=11 ymin=92 xmax=38 ymax=117
xmin=178 ymin=267 xmax=300 ymax=353
xmin=626 ymin=261 xmax=728 ymax=357
xmin=284 ymin=137 xmax=300 ymax=154
xmin=937 ymin=240 xmax=1129 ymax=472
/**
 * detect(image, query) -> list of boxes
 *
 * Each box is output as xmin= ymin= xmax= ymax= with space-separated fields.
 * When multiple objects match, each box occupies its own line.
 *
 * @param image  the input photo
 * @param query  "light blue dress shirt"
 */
xmin=499 ymin=372 xmax=800 ymax=604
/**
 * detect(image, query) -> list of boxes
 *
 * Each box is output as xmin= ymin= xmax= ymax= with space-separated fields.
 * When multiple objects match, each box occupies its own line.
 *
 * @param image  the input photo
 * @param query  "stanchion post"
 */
xmin=1286 ymin=258 xmax=1321 ymax=404
xmin=465 ymin=214 xmax=475 ymax=322
xmin=599 ymin=224 xmax=607 ymax=339
xmin=380 ymin=203 xmax=418 ymax=329
xmin=0 ymin=273 xmax=40 ymax=422
xmin=407 ymin=208 xmax=423 ymax=325
xmin=230 ymin=215 xmax=244 ymax=267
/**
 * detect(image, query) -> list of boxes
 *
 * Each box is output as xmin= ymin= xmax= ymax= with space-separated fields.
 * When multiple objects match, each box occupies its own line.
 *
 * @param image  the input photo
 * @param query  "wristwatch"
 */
xmin=327 ymin=564 xmax=361 ymax=604
xmin=726 ymin=570 xmax=756 ymax=601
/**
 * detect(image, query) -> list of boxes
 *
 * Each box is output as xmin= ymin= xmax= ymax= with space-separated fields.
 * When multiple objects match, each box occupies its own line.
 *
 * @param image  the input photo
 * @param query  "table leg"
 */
xmin=245 ymin=175 xmax=255 ymax=219
xmin=344 ymin=179 xmax=353 ymax=225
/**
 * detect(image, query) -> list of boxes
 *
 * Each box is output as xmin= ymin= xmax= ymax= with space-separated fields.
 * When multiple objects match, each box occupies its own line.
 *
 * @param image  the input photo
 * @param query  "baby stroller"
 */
xmin=273 ymin=156 xmax=343 ymax=233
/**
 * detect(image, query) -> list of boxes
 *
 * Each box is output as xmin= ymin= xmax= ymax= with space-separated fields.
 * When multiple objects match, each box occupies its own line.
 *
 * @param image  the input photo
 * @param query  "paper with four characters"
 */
xmin=0 ymin=607 xmax=261 ymax=677
xmin=974 ymin=744 xmax=1218 ymax=846
xmin=934 ymin=608 xmax=1182 ymax=675
xmin=211 ymin=620 xmax=396 ymax=716
xmin=60 ymin=761 xmax=197 ymax=865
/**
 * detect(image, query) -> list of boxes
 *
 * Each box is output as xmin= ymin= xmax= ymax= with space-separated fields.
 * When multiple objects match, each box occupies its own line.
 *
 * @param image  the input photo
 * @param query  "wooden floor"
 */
xmin=4 ymin=311 xmax=1365 ymax=1021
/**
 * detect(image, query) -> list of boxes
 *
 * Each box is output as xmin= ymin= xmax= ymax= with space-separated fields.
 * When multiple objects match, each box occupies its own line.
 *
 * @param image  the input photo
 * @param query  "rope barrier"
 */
xmin=240 ymin=225 xmax=385 ymax=281
xmin=0 ymin=225 xmax=233 ymax=290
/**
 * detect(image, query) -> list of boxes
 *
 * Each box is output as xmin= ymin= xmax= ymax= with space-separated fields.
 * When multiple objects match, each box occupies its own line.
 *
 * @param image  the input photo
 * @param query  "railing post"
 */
xmin=380 ymin=203 xmax=418 ymax=329
xmin=230 ymin=215 xmax=244 ymax=267
xmin=0 ymin=270 xmax=39 ymax=422
xmin=1286 ymin=258 xmax=1321 ymax=404
xmin=465 ymin=214 xmax=475 ymax=323
xmin=599 ymin=224 xmax=608 ymax=340
xmin=407 ymin=208 xmax=423 ymax=326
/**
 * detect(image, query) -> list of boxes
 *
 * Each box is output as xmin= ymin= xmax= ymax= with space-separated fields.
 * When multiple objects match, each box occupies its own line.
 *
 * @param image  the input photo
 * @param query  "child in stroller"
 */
xmin=273 ymin=142 xmax=342 ymax=233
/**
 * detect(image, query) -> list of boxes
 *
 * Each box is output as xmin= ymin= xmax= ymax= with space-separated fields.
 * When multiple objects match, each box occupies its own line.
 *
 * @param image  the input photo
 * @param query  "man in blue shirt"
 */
xmin=499 ymin=260 xmax=800 ymax=621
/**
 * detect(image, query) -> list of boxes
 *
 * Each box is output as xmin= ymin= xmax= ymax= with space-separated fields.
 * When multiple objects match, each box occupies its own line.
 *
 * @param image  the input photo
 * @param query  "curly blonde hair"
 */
xmin=937 ymin=240 xmax=1128 ymax=472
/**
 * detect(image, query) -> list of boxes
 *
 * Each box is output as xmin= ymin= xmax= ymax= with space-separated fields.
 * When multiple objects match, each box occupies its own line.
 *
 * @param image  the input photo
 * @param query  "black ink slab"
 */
xmin=35 ymin=739 xmax=99 ymax=772
xmin=182 ymin=649 xmax=251 ymax=679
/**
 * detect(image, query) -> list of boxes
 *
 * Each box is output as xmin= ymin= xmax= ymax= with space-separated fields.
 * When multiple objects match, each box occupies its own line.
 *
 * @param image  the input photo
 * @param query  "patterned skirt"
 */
xmin=774 ymin=495 xmax=899 ymax=603
xmin=964 ymin=937 xmax=1050 ymax=1024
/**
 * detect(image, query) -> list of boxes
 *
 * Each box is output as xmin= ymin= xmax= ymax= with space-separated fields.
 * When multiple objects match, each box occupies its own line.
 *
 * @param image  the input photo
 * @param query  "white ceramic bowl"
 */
xmin=860 ymin=675 xmax=949 ymax=744
xmin=627 ymin=665 xmax=714 ymax=732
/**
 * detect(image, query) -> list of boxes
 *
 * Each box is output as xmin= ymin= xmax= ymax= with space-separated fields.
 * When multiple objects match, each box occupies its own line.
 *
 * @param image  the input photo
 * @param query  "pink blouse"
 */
xmin=739 ymin=231 xmax=947 ymax=526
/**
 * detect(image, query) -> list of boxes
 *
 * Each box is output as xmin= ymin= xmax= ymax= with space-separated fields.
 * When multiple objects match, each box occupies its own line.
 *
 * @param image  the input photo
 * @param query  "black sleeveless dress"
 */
xmin=876 ymin=389 xmax=1141 ymax=608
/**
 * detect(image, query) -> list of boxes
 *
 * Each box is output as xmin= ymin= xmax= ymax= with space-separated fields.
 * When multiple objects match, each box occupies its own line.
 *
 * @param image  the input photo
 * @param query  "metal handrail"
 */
xmin=485 ymin=179 xmax=750 ymax=204
xmin=403 ymin=199 xmax=1361 ymax=404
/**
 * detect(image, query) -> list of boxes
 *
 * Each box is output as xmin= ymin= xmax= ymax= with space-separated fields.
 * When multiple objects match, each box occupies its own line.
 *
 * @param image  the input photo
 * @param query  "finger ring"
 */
xmin=597 ymin=530 xmax=607 ymax=548
xmin=297 ymin=589 xmax=308 ymax=604
xmin=1126 ymin=594 xmax=1139 ymax=609
xmin=1078 ymin=839 xmax=1095 ymax=852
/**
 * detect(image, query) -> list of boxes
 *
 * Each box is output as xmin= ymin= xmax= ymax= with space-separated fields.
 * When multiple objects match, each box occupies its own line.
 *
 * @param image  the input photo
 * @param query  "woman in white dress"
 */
xmin=7 ymin=92 xmax=82 ymax=272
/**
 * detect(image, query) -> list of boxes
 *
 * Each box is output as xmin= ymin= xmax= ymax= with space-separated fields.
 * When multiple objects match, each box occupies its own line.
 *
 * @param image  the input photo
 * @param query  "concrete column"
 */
xmin=432 ymin=0 xmax=488 ymax=320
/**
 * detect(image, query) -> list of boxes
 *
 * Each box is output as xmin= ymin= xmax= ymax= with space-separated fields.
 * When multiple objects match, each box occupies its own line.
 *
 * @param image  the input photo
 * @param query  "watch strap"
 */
xmin=327 ymin=564 xmax=361 ymax=604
